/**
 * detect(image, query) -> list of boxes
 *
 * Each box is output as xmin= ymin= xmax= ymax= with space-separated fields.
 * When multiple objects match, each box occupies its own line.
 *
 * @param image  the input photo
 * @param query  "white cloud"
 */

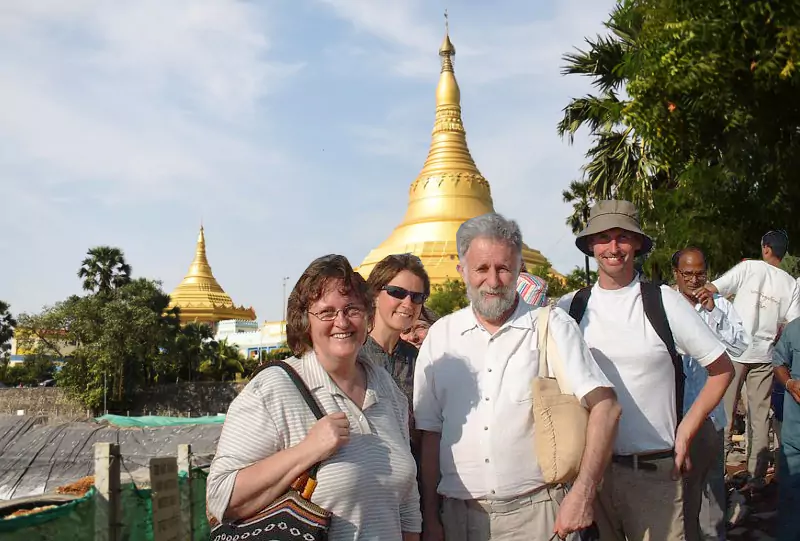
xmin=0 ymin=1 xmax=303 ymax=201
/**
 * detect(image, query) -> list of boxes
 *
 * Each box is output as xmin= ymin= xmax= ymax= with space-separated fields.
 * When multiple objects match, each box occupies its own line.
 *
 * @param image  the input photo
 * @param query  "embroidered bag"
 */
xmin=209 ymin=361 xmax=331 ymax=541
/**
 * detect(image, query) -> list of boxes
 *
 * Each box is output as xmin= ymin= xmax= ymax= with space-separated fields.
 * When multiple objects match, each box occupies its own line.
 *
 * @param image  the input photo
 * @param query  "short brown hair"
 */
xmin=367 ymin=253 xmax=431 ymax=299
xmin=286 ymin=254 xmax=374 ymax=356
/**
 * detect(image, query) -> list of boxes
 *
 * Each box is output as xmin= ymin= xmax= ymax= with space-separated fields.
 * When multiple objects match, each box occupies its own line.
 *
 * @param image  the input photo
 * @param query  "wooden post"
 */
xmin=94 ymin=442 xmax=121 ymax=541
xmin=177 ymin=444 xmax=193 ymax=541
xmin=150 ymin=456 xmax=181 ymax=541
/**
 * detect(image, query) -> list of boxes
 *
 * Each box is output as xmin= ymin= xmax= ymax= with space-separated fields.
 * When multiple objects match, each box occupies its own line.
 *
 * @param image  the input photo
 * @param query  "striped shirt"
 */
xmin=206 ymin=353 xmax=421 ymax=540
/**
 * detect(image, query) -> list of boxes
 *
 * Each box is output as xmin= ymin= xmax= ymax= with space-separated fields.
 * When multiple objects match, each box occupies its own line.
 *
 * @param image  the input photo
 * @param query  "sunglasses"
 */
xmin=382 ymin=285 xmax=427 ymax=305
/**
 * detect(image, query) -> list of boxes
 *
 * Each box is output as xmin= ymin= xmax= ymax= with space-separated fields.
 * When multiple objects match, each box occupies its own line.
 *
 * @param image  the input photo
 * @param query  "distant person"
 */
xmin=558 ymin=200 xmax=734 ymax=541
xmin=672 ymin=248 xmax=748 ymax=541
xmin=698 ymin=230 xmax=800 ymax=487
xmin=400 ymin=306 xmax=439 ymax=349
xmin=771 ymin=317 xmax=800 ymax=540
xmin=207 ymin=255 xmax=421 ymax=540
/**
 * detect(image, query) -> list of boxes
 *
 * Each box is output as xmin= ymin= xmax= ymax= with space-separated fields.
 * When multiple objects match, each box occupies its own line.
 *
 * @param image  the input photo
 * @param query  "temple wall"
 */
xmin=0 ymin=382 xmax=246 ymax=418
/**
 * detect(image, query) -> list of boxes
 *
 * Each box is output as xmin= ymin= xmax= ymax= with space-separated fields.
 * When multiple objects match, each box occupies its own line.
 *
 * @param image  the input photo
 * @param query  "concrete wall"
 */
xmin=0 ymin=382 xmax=246 ymax=418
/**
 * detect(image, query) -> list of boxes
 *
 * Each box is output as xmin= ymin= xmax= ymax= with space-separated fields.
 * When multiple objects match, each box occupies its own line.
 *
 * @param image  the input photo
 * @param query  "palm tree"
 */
xmin=562 ymin=180 xmax=594 ymax=287
xmin=77 ymin=246 xmax=132 ymax=295
xmin=557 ymin=4 xmax=666 ymax=209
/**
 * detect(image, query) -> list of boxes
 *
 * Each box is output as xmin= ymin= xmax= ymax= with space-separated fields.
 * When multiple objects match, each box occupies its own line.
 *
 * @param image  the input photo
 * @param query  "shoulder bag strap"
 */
xmin=639 ymin=282 xmax=685 ymax=426
xmin=266 ymin=360 xmax=326 ymax=497
xmin=536 ymin=306 xmax=551 ymax=378
xmin=568 ymin=287 xmax=593 ymax=324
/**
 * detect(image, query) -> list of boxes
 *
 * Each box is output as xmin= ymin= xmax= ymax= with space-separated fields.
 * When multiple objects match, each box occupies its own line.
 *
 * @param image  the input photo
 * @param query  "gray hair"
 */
xmin=457 ymin=213 xmax=523 ymax=263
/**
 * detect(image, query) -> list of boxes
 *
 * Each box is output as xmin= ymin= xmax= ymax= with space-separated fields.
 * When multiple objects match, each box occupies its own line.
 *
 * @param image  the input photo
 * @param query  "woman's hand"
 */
xmin=302 ymin=412 xmax=351 ymax=462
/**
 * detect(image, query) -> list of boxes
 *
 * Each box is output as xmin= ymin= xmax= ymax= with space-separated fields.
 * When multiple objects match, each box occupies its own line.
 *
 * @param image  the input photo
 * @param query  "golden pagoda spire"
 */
xmin=356 ymin=19 xmax=551 ymax=282
xmin=168 ymin=225 xmax=256 ymax=325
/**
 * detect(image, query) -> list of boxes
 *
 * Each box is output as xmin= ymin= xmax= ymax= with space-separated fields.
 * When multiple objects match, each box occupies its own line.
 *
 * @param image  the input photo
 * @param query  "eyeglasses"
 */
xmin=308 ymin=304 xmax=365 ymax=322
xmin=382 ymin=285 xmax=427 ymax=305
xmin=677 ymin=270 xmax=707 ymax=280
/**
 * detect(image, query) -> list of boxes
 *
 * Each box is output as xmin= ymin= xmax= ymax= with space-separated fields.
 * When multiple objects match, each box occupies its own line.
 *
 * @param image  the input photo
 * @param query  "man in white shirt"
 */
xmin=673 ymin=247 xmax=748 ymax=541
xmin=699 ymin=230 xmax=800 ymax=486
xmin=557 ymin=200 xmax=734 ymax=541
xmin=413 ymin=213 xmax=621 ymax=541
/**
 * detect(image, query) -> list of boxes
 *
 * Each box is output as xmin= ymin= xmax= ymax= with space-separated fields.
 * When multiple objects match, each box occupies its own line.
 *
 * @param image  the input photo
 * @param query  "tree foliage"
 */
xmin=78 ymin=246 xmax=132 ymax=295
xmin=0 ymin=300 xmax=15 ymax=382
xmin=560 ymin=0 xmax=800 ymax=279
xmin=426 ymin=278 xmax=469 ymax=317
xmin=14 ymin=246 xmax=249 ymax=409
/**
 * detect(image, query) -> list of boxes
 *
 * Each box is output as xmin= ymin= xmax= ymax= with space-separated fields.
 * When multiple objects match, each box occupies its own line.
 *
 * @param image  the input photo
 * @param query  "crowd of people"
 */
xmin=206 ymin=200 xmax=800 ymax=541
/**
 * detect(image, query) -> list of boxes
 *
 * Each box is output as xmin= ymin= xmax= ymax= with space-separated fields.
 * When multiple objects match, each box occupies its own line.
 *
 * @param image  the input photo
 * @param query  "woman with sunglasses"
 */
xmin=362 ymin=253 xmax=431 ymax=404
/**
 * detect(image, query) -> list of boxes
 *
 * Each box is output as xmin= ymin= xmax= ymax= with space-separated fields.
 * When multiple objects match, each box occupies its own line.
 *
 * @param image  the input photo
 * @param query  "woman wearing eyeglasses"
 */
xmin=207 ymin=254 xmax=421 ymax=540
xmin=362 ymin=253 xmax=431 ymax=404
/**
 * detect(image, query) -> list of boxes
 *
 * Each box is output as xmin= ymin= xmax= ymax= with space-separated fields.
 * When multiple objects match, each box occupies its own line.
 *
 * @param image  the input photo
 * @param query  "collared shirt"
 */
xmin=207 ymin=353 xmax=421 ymax=539
xmin=681 ymin=294 xmax=749 ymax=431
xmin=361 ymin=335 xmax=418 ymax=404
xmin=413 ymin=299 xmax=612 ymax=500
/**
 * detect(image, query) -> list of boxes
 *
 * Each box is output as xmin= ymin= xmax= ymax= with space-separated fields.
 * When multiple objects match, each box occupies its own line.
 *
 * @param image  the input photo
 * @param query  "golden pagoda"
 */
xmin=168 ymin=226 xmax=256 ymax=325
xmin=357 ymin=25 xmax=551 ymax=282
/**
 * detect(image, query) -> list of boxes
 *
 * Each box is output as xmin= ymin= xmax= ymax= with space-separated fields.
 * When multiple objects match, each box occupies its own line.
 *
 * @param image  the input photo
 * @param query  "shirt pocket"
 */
xmin=503 ymin=350 xmax=540 ymax=402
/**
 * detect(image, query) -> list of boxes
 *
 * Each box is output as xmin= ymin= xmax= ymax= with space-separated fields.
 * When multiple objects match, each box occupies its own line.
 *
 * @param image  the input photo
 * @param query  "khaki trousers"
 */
xmin=683 ymin=419 xmax=726 ymax=541
xmin=595 ymin=458 xmax=684 ymax=541
xmin=723 ymin=361 xmax=774 ymax=479
xmin=441 ymin=486 xmax=576 ymax=541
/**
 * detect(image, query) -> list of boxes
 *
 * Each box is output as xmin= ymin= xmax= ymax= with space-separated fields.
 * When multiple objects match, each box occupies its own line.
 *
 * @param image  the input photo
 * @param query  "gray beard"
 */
xmin=467 ymin=283 xmax=517 ymax=321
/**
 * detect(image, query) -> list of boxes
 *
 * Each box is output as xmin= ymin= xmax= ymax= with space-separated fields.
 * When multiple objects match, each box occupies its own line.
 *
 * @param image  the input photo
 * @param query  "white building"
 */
xmin=215 ymin=319 xmax=287 ymax=359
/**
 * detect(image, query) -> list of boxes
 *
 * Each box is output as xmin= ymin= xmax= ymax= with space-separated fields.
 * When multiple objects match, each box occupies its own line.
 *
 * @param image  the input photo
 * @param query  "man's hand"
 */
xmin=554 ymin=486 xmax=594 ymax=538
xmin=693 ymin=287 xmax=716 ymax=312
xmin=787 ymin=379 xmax=800 ymax=404
xmin=671 ymin=424 xmax=693 ymax=480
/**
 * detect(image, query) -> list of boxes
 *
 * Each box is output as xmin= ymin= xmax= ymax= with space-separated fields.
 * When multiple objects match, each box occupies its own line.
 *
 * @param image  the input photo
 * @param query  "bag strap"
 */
xmin=568 ymin=286 xmax=593 ymax=324
xmin=639 ymin=282 xmax=686 ymax=426
xmin=536 ymin=306 xmax=551 ymax=378
xmin=266 ymin=360 xmax=326 ymax=498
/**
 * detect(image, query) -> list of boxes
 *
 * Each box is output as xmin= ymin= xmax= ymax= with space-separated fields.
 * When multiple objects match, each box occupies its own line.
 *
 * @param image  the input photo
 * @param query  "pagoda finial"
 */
xmin=439 ymin=11 xmax=455 ymax=73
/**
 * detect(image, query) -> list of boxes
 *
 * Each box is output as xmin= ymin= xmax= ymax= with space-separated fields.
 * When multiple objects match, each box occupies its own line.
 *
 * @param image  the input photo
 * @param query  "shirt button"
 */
xmin=484 ymin=426 xmax=489 ymax=431
xmin=485 ymin=458 xmax=490 ymax=463
xmin=491 ymin=490 xmax=496 ymax=495
xmin=487 ymin=368 xmax=492 ymax=372
xmin=484 ymin=397 xmax=490 ymax=401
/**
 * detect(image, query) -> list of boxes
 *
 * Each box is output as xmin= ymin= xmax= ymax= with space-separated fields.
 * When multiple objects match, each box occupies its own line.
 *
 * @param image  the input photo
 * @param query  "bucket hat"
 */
xmin=575 ymin=200 xmax=653 ymax=257
xmin=516 ymin=273 xmax=548 ymax=307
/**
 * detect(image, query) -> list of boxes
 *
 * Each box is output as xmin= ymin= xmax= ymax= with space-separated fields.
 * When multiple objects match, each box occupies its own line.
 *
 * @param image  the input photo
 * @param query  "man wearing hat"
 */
xmin=557 ymin=200 xmax=734 ymax=541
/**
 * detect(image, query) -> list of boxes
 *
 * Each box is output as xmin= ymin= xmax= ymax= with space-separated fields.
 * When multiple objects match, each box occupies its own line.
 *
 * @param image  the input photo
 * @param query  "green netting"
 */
xmin=0 ymin=488 xmax=96 ymax=541
xmin=0 ymin=475 xmax=212 ymax=541
xmin=96 ymin=414 xmax=225 ymax=427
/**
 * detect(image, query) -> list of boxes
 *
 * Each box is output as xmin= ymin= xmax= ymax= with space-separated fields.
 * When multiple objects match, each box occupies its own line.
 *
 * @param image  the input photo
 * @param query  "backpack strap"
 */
xmin=568 ymin=287 xmax=593 ymax=324
xmin=640 ymin=282 xmax=686 ymax=426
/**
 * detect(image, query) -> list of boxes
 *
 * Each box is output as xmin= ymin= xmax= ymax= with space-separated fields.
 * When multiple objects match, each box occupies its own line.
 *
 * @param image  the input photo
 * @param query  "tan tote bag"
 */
xmin=531 ymin=306 xmax=589 ymax=484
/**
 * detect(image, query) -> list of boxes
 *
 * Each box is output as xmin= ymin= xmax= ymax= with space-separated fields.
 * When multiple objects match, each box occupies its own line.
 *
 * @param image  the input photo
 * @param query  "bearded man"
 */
xmin=413 ymin=212 xmax=621 ymax=541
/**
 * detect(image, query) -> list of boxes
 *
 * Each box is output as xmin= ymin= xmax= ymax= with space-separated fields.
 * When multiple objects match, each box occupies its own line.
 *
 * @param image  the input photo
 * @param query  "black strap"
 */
xmin=568 ymin=283 xmax=686 ymax=426
xmin=265 ymin=361 xmax=326 ymax=481
xmin=568 ymin=286 xmax=593 ymax=323
xmin=640 ymin=282 xmax=685 ymax=425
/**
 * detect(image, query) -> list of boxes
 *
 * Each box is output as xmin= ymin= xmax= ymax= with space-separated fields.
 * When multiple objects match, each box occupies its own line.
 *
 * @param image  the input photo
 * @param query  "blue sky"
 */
xmin=0 ymin=0 xmax=613 ymax=322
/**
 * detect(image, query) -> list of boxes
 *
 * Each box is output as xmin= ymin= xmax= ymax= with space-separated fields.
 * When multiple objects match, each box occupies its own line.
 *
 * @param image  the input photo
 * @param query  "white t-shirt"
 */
xmin=413 ymin=300 xmax=612 ymax=499
xmin=713 ymin=260 xmax=800 ymax=363
xmin=557 ymin=277 xmax=725 ymax=455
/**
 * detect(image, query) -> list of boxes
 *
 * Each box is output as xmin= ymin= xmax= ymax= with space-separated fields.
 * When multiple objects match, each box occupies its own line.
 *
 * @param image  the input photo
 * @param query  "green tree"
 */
xmin=427 ymin=278 xmax=469 ymax=317
xmin=780 ymin=254 xmax=800 ymax=279
xmin=199 ymin=339 xmax=246 ymax=381
xmin=0 ymin=300 xmax=15 ymax=381
xmin=562 ymin=1 xmax=800 ymax=277
xmin=78 ymin=246 xmax=132 ymax=295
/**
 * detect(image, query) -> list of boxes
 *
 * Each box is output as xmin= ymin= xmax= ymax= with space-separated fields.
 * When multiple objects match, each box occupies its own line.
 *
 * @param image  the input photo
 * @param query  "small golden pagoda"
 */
xmin=168 ymin=226 xmax=256 ymax=325
xmin=357 ymin=26 xmax=551 ymax=282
